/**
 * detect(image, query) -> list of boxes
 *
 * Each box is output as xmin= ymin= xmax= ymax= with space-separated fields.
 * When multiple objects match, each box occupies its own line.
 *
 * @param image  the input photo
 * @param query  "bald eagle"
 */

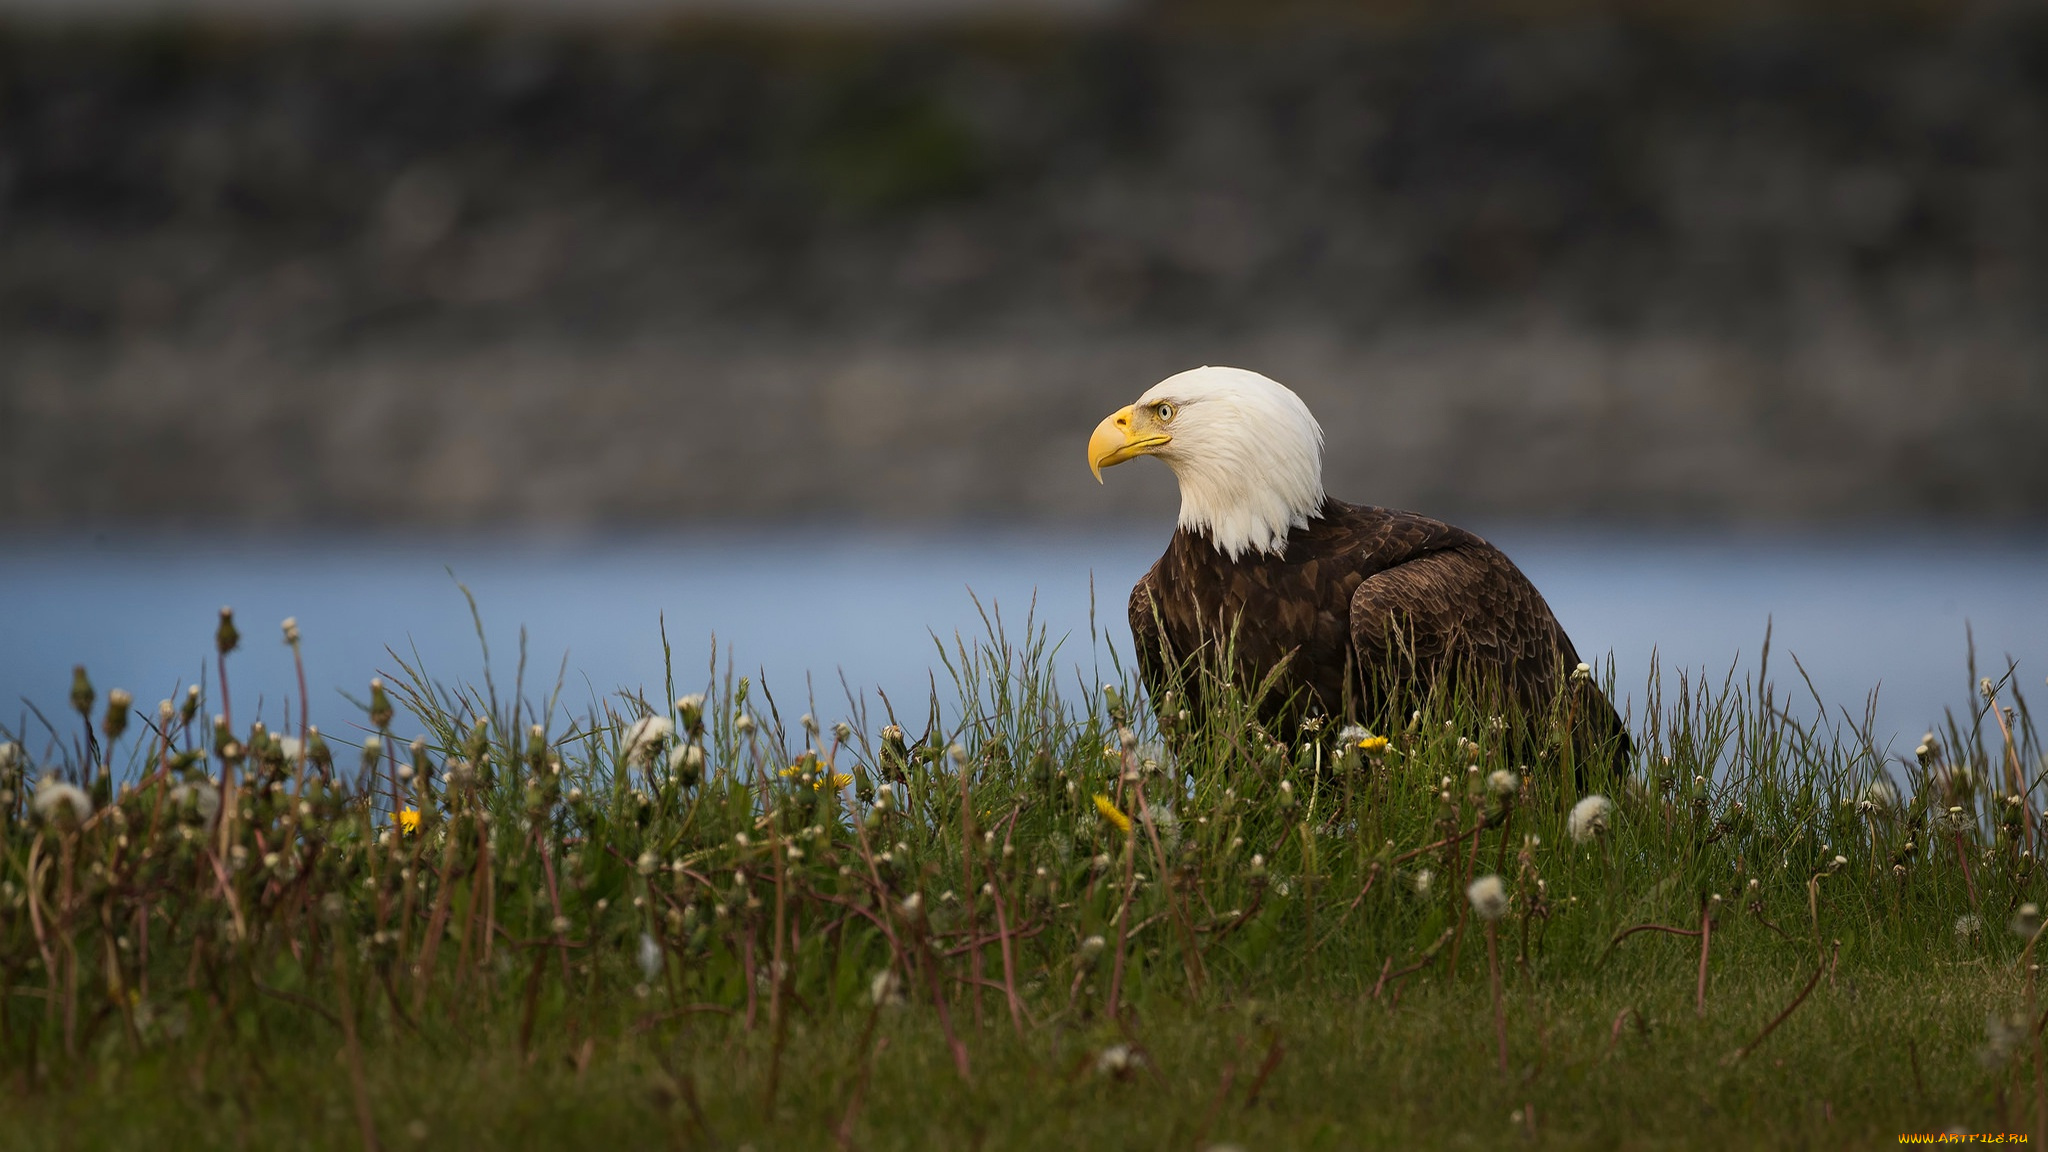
xmin=1090 ymin=366 xmax=1628 ymax=772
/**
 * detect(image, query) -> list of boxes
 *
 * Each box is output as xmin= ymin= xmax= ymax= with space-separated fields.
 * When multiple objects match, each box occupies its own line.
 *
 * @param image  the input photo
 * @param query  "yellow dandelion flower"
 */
xmin=1092 ymin=793 xmax=1131 ymax=835
xmin=813 ymin=773 xmax=855 ymax=791
xmin=779 ymin=765 xmax=802 ymax=778
xmin=1358 ymin=736 xmax=1390 ymax=755
xmin=396 ymin=808 xmax=421 ymax=835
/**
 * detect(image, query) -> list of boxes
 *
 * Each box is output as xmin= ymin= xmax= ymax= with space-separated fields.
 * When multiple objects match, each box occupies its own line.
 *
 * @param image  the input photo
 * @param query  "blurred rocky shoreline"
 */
xmin=2 ymin=5 xmax=2045 ymax=527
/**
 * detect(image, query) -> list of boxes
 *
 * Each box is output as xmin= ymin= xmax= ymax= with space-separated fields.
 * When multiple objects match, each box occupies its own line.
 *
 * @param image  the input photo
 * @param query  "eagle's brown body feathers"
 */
xmin=1129 ymin=499 xmax=1627 ymax=769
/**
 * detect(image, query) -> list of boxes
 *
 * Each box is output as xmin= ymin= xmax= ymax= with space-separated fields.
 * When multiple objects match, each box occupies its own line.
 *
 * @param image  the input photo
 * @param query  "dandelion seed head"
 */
xmin=1466 ymin=874 xmax=1508 ymax=921
xmin=622 ymin=716 xmax=674 ymax=769
xmin=637 ymin=933 xmax=662 ymax=981
xmin=1568 ymin=795 xmax=1613 ymax=844
xmin=32 ymin=778 xmax=92 ymax=826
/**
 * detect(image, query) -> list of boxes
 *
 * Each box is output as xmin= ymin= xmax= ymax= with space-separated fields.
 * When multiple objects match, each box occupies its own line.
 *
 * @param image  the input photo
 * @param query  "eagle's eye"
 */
xmin=1154 ymin=402 xmax=1174 ymax=422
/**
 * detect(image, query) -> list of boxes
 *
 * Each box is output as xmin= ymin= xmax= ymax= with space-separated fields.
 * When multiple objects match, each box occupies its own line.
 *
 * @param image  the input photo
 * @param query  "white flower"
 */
xmin=1486 ymin=769 xmax=1520 ymax=798
xmin=1145 ymin=804 xmax=1181 ymax=853
xmin=175 ymin=781 xmax=222 ymax=822
xmin=2014 ymin=903 xmax=2043 ymax=939
xmin=32 ymin=778 xmax=92 ymax=825
xmin=621 ymin=716 xmax=674 ymax=768
xmin=1466 ymin=874 xmax=1508 ymax=921
xmin=898 ymin=892 xmax=924 ymax=919
xmin=1860 ymin=778 xmax=1900 ymax=812
xmin=1093 ymin=1043 xmax=1144 ymax=1077
xmin=1568 ymin=795 xmax=1613 ymax=843
xmin=1410 ymin=868 xmax=1434 ymax=897
xmin=277 ymin=736 xmax=304 ymax=761
xmin=869 ymin=968 xmax=905 ymax=1007
xmin=1078 ymin=934 xmax=1107 ymax=962
xmin=1985 ymin=1012 xmax=2028 ymax=1068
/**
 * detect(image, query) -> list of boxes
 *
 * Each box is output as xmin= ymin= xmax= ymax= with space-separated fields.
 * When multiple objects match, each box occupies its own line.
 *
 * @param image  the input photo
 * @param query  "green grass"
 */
xmin=1 ymin=604 xmax=2043 ymax=1149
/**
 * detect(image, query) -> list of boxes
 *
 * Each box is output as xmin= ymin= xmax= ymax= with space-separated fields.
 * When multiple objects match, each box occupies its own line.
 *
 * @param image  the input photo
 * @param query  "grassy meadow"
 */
xmin=1 ymin=603 xmax=2043 ymax=1149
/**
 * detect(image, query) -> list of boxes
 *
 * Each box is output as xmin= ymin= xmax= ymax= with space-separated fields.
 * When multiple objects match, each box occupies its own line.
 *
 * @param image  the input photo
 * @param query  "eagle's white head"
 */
xmin=1089 ymin=366 xmax=1326 ymax=559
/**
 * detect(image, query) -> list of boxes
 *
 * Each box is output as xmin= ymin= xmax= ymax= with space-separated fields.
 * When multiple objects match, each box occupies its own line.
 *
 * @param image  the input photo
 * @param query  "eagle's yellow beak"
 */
xmin=1089 ymin=406 xmax=1171 ymax=483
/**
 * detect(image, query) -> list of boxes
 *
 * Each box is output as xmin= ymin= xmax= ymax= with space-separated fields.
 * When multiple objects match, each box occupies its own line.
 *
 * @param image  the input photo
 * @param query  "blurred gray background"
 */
xmin=3 ymin=0 xmax=2044 ymax=529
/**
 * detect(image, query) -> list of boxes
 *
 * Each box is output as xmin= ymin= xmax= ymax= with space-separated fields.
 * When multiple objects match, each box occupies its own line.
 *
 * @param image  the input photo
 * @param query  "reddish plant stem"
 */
xmin=1728 ymin=940 xmax=1838 ymax=1063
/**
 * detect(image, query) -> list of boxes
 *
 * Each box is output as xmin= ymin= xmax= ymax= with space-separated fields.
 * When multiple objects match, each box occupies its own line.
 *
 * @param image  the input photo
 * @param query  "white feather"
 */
xmin=1135 ymin=366 xmax=1326 ymax=559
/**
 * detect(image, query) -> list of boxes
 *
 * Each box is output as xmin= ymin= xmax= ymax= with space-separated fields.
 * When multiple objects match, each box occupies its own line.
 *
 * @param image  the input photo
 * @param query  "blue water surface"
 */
xmin=0 ymin=526 xmax=2041 ymax=769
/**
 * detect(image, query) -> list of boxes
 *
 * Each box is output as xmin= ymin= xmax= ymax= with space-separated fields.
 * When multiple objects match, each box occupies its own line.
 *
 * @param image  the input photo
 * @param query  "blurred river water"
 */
xmin=1 ymin=527 xmax=2043 ymax=771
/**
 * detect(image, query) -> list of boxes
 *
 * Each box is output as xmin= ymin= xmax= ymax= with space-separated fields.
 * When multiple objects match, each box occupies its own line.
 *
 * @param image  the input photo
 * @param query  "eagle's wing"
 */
xmin=1346 ymin=536 xmax=1630 ymax=775
xmin=1345 ymin=541 xmax=1579 ymax=710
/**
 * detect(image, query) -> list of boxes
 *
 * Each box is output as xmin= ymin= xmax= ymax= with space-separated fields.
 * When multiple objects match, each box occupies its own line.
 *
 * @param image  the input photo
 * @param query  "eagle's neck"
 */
xmin=1169 ymin=450 xmax=1325 ymax=561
